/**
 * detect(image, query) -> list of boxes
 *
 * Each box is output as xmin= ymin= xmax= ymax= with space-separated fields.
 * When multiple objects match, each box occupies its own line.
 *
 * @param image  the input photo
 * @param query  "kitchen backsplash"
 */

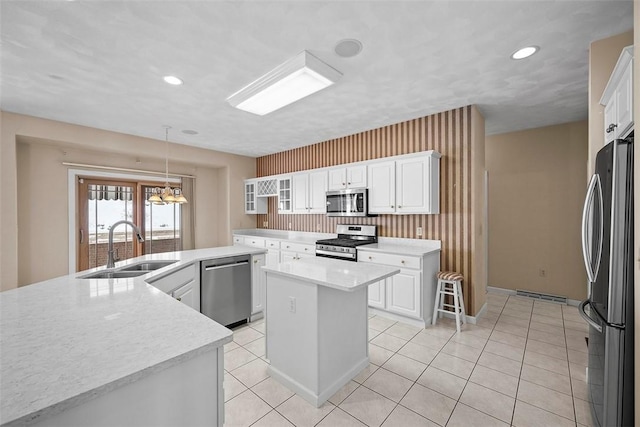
xmin=256 ymin=105 xmax=481 ymax=312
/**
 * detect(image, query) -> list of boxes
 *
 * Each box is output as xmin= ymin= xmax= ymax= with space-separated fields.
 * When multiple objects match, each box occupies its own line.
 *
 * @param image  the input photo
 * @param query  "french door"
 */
xmin=77 ymin=178 xmax=140 ymax=272
xmin=77 ymin=178 xmax=183 ymax=272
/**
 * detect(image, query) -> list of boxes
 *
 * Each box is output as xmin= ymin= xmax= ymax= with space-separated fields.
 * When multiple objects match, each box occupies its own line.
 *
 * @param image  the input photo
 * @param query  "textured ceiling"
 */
xmin=0 ymin=1 xmax=633 ymax=157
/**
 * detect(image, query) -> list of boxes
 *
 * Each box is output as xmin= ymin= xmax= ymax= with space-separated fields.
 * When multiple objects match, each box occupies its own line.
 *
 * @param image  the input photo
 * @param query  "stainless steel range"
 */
xmin=315 ymin=224 xmax=377 ymax=262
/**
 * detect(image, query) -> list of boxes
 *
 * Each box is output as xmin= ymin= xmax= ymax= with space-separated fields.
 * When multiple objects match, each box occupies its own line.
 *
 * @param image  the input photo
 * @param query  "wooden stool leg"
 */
xmin=432 ymin=280 xmax=441 ymax=326
xmin=453 ymin=281 xmax=461 ymax=333
xmin=457 ymin=281 xmax=466 ymax=326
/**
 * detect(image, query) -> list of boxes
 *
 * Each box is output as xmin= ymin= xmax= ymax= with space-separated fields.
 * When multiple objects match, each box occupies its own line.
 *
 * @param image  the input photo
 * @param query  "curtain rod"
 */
xmin=62 ymin=162 xmax=195 ymax=179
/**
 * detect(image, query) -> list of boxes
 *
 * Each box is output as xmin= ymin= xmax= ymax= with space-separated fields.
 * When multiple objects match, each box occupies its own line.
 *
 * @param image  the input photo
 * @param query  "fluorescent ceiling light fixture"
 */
xmin=511 ymin=46 xmax=539 ymax=60
xmin=163 ymin=75 xmax=183 ymax=85
xmin=227 ymin=50 xmax=342 ymax=115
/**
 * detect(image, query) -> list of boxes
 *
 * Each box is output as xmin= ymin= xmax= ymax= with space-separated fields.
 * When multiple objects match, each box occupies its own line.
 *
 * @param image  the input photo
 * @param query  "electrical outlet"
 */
xmin=317 ymin=224 xmax=321 ymax=232
xmin=288 ymin=222 xmax=292 ymax=230
xmin=417 ymin=226 xmax=423 ymax=236
xmin=263 ymin=221 xmax=268 ymax=228
xmin=539 ymin=269 xmax=546 ymax=277
xmin=289 ymin=296 xmax=296 ymax=313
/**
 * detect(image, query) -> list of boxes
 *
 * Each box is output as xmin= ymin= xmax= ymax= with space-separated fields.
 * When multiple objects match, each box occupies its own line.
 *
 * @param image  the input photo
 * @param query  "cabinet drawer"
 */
xmin=233 ymin=236 xmax=244 ymax=245
xmin=281 ymin=241 xmax=315 ymax=255
xmin=358 ymin=251 xmax=420 ymax=269
xmin=149 ymin=264 xmax=196 ymax=293
xmin=244 ymin=237 xmax=266 ymax=248
xmin=264 ymin=239 xmax=281 ymax=250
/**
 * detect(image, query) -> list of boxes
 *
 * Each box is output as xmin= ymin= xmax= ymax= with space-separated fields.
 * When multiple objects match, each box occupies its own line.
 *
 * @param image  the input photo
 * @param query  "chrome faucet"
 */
xmin=106 ymin=220 xmax=145 ymax=269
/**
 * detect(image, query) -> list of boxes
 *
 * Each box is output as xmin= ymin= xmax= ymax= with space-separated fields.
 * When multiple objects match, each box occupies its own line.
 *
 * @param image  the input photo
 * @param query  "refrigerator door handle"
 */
xmin=581 ymin=175 xmax=598 ymax=283
xmin=592 ymin=175 xmax=603 ymax=281
xmin=578 ymin=299 xmax=602 ymax=333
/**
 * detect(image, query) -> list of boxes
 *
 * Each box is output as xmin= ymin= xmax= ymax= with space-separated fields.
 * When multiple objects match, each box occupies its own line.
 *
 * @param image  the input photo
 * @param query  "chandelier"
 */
xmin=148 ymin=126 xmax=188 ymax=205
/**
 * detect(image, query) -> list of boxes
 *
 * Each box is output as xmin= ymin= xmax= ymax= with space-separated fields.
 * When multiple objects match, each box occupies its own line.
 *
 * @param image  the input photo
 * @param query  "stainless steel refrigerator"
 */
xmin=579 ymin=136 xmax=634 ymax=427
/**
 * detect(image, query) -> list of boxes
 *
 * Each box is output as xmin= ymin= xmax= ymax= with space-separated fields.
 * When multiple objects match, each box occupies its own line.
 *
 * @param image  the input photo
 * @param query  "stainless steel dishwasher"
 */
xmin=200 ymin=255 xmax=251 ymax=327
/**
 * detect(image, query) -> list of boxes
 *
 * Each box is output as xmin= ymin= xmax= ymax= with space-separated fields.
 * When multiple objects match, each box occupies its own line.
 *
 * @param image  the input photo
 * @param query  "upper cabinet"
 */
xmin=368 ymin=152 xmax=440 ymax=214
xmin=327 ymin=165 xmax=367 ymax=190
xmin=278 ymin=176 xmax=293 ymax=213
xmin=246 ymin=150 xmax=440 ymax=216
xmin=600 ymin=46 xmax=634 ymax=144
xmin=245 ymin=179 xmax=267 ymax=214
xmin=292 ymin=170 xmax=328 ymax=214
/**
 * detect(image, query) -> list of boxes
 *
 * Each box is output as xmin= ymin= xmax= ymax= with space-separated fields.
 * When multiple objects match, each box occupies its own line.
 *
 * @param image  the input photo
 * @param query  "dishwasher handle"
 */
xmin=204 ymin=261 xmax=249 ymax=271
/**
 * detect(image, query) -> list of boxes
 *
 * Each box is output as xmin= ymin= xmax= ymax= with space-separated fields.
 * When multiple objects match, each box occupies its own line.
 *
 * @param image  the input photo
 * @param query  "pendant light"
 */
xmin=147 ymin=126 xmax=188 ymax=205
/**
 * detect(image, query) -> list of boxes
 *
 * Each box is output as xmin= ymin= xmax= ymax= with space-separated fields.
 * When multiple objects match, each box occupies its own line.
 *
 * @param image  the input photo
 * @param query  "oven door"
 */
xmin=326 ymin=189 xmax=368 ymax=217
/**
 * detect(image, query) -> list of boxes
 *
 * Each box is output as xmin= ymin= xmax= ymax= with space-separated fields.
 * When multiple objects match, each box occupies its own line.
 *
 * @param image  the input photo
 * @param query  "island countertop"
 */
xmin=0 ymin=246 xmax=265 ymax=427
xmin=262 ymin=257 xmax=400 ymax=291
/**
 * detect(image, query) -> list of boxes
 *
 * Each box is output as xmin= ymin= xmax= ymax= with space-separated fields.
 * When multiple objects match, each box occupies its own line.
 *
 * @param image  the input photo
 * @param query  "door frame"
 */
xmin=68 ymin=169 xmax=178 ymax=274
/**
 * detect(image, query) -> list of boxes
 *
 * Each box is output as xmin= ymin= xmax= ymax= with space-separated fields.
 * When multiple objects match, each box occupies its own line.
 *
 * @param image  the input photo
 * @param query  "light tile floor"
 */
xmin=223 ymin=291 xmax=594 ymax=426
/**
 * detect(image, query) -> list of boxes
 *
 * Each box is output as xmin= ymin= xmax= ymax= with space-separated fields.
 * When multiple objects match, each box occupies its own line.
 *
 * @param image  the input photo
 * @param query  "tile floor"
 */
xmin=223 ymin=291 xmax=594 ymax=426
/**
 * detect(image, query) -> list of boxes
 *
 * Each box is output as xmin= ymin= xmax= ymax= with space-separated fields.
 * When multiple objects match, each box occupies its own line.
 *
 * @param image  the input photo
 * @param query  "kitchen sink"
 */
xmin=119 ymin=260 xmax=178 ymax=271
xmin=81 ymin=270 xmax=148 ymax=279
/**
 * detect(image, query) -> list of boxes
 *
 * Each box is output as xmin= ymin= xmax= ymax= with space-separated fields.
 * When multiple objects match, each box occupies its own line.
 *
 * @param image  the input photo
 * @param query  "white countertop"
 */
xmin=0 ymin=246 xmax=265 ymax=427
xmin=262 ymin=257 xmax=400 ymax=291
xmin=233 ymin=229 xmax=442 ymax=257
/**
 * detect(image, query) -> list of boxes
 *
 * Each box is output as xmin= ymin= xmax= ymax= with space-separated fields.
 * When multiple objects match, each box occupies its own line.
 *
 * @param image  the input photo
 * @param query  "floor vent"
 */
xmin=515 ymin=289 xmax=567 ymax=304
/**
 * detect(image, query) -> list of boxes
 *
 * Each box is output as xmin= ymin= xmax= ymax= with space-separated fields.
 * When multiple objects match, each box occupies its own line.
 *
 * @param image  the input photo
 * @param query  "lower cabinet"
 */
xmin=367 ymin=280 xmax=386 ymax=309
xmin=252 ymin=254 xmax=266 ymax=315
xmin=171 ymin=280 xmax=198 ymax=311
xmin=386 ymin=269 xmax=421 ymax=319
xmin=359 ymin=250 xmax=439 ymax=326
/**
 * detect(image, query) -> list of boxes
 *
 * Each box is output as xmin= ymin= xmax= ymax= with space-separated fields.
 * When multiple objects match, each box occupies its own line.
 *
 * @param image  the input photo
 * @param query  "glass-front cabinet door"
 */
xmin=245 ymin=181 xmax=256 ymax=213
xmin=278 ymin=177 xmax=292 ymax=213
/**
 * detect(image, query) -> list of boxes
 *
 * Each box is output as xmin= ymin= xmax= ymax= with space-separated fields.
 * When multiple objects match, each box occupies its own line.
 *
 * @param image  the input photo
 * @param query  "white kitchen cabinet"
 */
xmin=278 ymin=176 xmax=293 ymax=213
xmin=368 ymin=153 xmax=440 ymax=215
xmin=243 ymin=236 xmax=266 ymax=248
xmin=148 ymin=264 xmax=201 ymax=313
xmin=367 ymin=161 xmax=396 ymax=214
xmin=367 ymin=280 xmax=386 ymax=309
xmin=252 ymin=254 xmax=266 ymax=315
xmin=244 ymin=180 xmax=267 ymax=214
xmin=601 ymin=46 xmax=634 ymax=144
xmin=171 ymin=280 xmax=197 ymax=310
xmin=328 ymin=164 xmax=367 ymax=190
xmin=292 ymin=170 xmax=328 ymax=214
xmin=359 ymin=249 xmax=439 ymax=326
xmin=386 ymin=269 xmax=421 ymax=318
xmin=280 ymin=241 xmax=315 ymax=261
xmin=233 ymin=235 xmax=244 ymax=245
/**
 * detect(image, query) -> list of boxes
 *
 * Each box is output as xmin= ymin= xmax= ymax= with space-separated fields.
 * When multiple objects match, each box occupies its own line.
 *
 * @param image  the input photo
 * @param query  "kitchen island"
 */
xmin=0 ymin=246 xmax=265 ymax=427
xmin=262 ymin=257 xmax=399 ymax=407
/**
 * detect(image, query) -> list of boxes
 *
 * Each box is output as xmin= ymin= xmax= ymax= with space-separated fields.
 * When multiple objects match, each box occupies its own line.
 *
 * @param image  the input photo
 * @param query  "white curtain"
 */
xmin=181 ymin=177 xmax=196 ymax=250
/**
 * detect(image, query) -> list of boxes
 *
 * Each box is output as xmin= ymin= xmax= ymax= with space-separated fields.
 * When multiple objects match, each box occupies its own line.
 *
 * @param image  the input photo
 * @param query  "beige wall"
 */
xmin=1 ymin=112 xmax=257 ymax=290
xmin=588 ymin=30 xmax=633 ymax=176
xmin=486 ymin=121 xmax=588 ymax=301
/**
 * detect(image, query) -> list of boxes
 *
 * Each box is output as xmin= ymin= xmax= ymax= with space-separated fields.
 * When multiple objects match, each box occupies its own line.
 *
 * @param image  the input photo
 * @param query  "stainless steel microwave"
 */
xmin=326 ymin=188 xmax=369 ymax=217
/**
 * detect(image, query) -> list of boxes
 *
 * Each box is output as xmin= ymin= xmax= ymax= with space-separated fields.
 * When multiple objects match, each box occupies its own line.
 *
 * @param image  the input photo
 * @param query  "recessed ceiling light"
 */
xmin=511 ymin=46 xmax=539 ymax=60
xmin=163 ymin=75 xmax=183 ymax=85
xmin=182 ymin=129 xmax=198 ymax=135
xmin=335 ymin=39 xmax=363 ymax=58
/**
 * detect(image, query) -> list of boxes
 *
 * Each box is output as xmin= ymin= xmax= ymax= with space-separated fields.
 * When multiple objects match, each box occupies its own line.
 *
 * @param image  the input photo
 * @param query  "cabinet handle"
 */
xmin=348 ymin=182 xmax=351 ymax=185
xmin=368 ymin=256 xmax=372 ymax=260
xmin=304 ymin=248 xmax=308 ymax=251
xmin=606 ymin=123 xmax=618 ymax=133
xmin=401 ymin=260 xmax=405 ymax=264
xmin=176 ymin=297 xmax=182 ymax=302
xmin=342 ymin=182 xmax=345 ymax=186
xmin=254 ymin=259 xmax=258 ymax=264
xmin=391 ymin=205 xmax=394 ymax=208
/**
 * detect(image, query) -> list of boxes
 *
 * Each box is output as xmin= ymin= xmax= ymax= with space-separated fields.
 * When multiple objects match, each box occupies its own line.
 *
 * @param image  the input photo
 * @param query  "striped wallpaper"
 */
xmin=256 ymin=106 xmax=482 ymax=313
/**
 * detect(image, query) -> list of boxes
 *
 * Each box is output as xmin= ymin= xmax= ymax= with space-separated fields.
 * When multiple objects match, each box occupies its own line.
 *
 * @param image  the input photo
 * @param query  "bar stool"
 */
xmin=432 ymin=271 xmax=466 ymax=333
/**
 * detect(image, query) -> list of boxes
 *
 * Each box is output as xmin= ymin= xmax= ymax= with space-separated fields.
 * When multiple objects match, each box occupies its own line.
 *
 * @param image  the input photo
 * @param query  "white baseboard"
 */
xmin=486 ymin=285 xmax=581 ymax=307
xmin=368 ymin=308 xmax=427 ymax=328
